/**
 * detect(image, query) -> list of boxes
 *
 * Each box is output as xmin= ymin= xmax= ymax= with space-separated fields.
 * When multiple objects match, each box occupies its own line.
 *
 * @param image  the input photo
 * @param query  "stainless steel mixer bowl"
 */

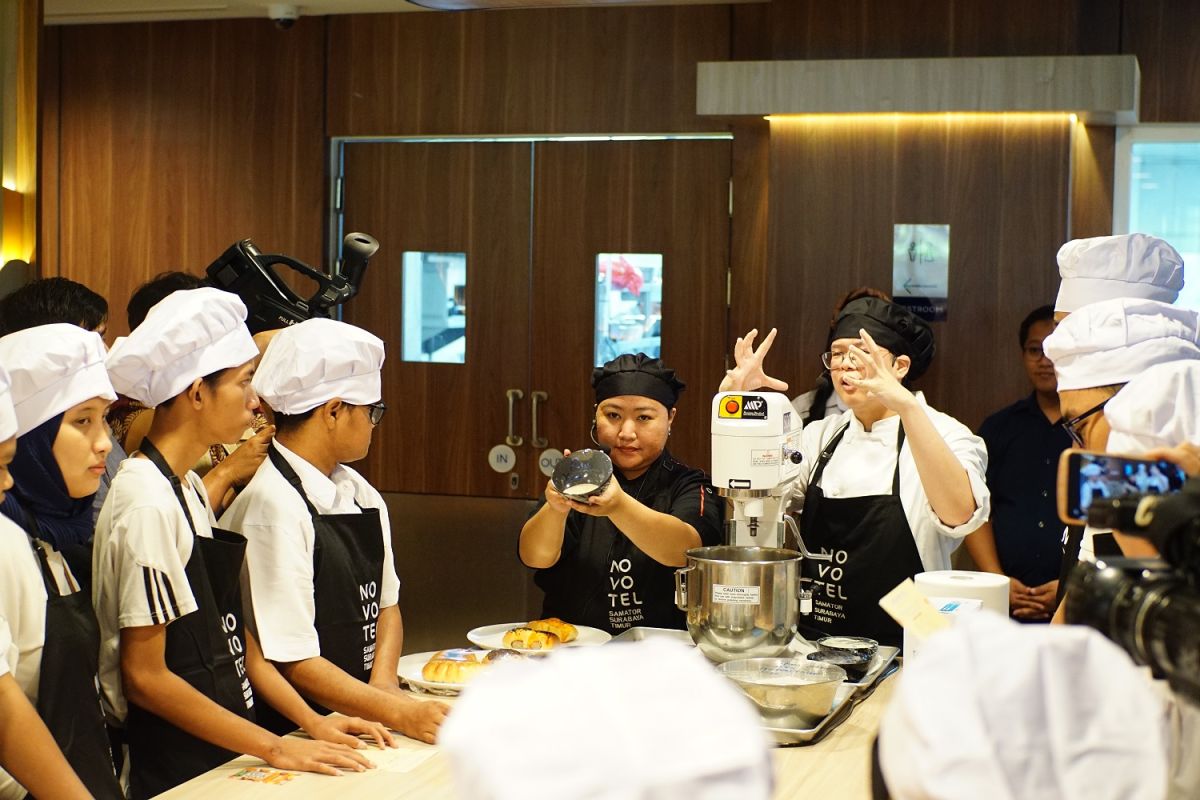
xmin=675 ymin=545 xmax=801 ymax=663
xmin=717 ymin=658 xmax=847 ymax=728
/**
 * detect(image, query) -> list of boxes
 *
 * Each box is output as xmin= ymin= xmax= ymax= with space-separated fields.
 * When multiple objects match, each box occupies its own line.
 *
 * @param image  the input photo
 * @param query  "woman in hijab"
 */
xmin=520 ymin=354 xmax=724 ymax=635
xmin=0 ymin=324 xmax=123 ymax=798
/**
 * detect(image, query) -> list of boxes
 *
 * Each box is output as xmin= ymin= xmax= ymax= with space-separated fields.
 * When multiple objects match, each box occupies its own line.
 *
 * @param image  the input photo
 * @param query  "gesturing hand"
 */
xmin=843 ymin=329 xmax=915 ymax=412
xmin=719 ymin=328 xmax=789 ymax=393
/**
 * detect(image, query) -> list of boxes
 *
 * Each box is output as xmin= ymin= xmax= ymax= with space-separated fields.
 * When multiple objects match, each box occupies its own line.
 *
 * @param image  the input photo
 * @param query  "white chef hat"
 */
xmin=106 ymin=287 xmax=258 ymax=408
xmin=0 ymin=324 xmax=116 ymax=437
xmin=1042 ymin=297 xmax=1200 ymax=391
xmin=0 ymin=366 xmax=16 ymax=442
xmin=1055 ymin=233 xmax=1184 ymax=313
xmin=440 ymin=640 xmax=774 ymax=800
xmin=252 ymin=318 xmax=384 ymax=415
xmin=877 ymin=612 xmax=1167 ymax=800
xmin=1105 ymin=360 xmax=1200 ymax=453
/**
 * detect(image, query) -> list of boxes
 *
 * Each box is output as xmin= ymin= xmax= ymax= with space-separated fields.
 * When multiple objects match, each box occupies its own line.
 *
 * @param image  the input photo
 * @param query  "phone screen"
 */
xmin=1066 ymin=452 xmax=1189 ymax=522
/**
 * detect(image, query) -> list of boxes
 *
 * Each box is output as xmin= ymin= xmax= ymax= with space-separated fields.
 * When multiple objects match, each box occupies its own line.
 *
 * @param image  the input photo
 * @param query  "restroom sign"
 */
xmin=893 ymin=223 xmax=950 ymax=322
xmin=718 ymin=395 xmax=768 ymax=420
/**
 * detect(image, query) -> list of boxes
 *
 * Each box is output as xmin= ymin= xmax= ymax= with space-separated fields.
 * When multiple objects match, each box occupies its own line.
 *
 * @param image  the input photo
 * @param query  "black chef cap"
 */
xmin=592 ymin=353 xmax=685 ymax=409
xmin=831 ymin=297 xmax=935 ymax=381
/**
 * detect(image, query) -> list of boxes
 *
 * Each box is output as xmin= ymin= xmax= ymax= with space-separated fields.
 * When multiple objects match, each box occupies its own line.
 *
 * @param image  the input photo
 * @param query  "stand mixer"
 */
xmin=673 ymin=392 xmax=830 ymax=663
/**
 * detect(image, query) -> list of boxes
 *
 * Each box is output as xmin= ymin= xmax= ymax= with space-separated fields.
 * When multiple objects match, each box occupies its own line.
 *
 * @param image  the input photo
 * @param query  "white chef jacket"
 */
xmin=93 ymin=457 xmax=215 ymax=724
xmin=0 ymin=512 xmax=83 ymax=799
xmin=794 ymin=395 xmax=990 ymax=572
xmin=219 ymin=441 xmax=400 ymax=664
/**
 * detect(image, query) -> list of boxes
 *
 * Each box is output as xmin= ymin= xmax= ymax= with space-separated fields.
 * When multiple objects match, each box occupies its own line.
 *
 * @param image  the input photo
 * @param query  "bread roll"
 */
xmin=422 ymin=649 xmax=486 ymax=683
xmin=483 ymin=648 xmax=525 ymax=664
xmin=528 ymin=617 xmax=578 ymax=643
xmin=503 ymin=626 xmax=560 ymax=650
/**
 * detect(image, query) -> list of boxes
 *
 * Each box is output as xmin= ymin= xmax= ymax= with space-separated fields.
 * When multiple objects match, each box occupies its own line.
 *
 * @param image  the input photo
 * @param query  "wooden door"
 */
xmin=341 ymin=142 xmax=533 ymax=496
xmin=530 ymin=140 xmax=732 ymax=478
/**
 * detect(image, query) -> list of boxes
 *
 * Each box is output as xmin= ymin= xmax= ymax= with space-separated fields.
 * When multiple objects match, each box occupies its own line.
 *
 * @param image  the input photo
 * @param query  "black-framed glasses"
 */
xmin=821 ymin=350 xmax=851 ymax=370
xmin=1060 ymin=398 xmax=1108 ymax=447
xmin=1022 ymin=345 xmax=1046 ymax=360
xmin=365 ymin=401 xmax=387 ymax=425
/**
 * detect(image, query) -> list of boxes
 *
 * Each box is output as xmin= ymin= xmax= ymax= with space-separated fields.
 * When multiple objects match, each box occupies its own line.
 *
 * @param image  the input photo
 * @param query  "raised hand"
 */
xmin=719 ymin=328 xmax=789 ymax=392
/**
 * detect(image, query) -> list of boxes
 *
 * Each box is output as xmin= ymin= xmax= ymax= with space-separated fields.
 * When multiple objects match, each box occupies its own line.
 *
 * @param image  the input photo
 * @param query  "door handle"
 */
xmin=530 ymin=390 xmax=549 ymax=448
xmin=506 ymin=389 xmax=524 ymax=447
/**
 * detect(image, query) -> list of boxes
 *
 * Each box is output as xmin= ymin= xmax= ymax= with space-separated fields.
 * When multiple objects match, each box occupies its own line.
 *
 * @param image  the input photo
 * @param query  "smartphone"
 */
xmin=1056 ymin=448 xmax=1189 ymax=526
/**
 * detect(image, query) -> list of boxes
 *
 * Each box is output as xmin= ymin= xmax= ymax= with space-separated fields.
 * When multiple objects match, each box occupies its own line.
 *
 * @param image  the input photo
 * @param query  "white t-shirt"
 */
xmin=93 ymin=457 xmax=214 ymax=724
xmin=219 ymin=441 xmax=401 ymax=664
xmin=794 ymin=396 xmax=990 ymax=572
xmin=0 ymin=513 xmax=83 ymax=800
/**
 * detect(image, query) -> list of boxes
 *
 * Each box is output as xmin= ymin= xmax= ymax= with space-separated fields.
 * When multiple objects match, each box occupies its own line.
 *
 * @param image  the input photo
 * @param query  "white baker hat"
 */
xmin=0 ymin=366 xmax=16 ymax=442
xmin=1055 ymin=233 xmax=1184 ymax=313
xmin=1105 ymin=360 xmax=1200 ymax=453
xmin=877 ymin=612 xmax=1167 ymax=800
xmin=106 ymin=287 xmax=258 ymax=408
xmin=0 ymin=324 xmax=116 ymax=437
xmin=440 ymin=640 xmax=774 ymax=800
xmin=1042 ymin=297 xmax=1200 ymax=391
xmin=252 ymin=318 xmax=384 ymax=415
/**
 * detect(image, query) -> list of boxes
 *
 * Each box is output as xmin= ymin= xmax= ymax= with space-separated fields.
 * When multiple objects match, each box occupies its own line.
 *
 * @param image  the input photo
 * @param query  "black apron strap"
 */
xmin=140 ymin=438 xmax=200 ymax=537
xmin=892 ymin=424 xmax=906 ymax=496
xmin=268 ymin=444 xmax=321 ymax=517
xmin=810 ymin=422 xmax=851 ymax=486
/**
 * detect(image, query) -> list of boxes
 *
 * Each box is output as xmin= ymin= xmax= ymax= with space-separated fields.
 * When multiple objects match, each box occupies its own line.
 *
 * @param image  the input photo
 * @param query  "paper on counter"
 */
xmin=878 ymin=579 xmax=952 ymax=639
xmin=363 ymin=744 xmax=439 ymax=773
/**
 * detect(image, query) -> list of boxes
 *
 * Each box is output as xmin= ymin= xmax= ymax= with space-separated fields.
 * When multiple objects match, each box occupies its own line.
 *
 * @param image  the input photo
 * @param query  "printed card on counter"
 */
xmin=878 ymin=578 xmax=953 ymax=639
xmin=230 ymin=767 xmax=300 ymax=785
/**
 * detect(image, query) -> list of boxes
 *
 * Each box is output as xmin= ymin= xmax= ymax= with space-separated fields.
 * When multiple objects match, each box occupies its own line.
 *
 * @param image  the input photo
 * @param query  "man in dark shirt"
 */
xmin=964 ymin=305 xmax=1071 ymax=621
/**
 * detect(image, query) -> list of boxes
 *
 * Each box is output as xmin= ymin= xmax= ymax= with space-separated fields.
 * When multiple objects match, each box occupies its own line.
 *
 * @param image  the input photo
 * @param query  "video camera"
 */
xmin=1065 ymin=477 xmax=1200 ymax=706
xmin=205 ymin=232 xmax=379 ymax=333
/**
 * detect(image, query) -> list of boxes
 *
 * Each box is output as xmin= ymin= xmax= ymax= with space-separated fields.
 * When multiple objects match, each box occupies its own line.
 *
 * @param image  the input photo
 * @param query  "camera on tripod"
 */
xmin=205 ymin=232 xmax=379 ymax=333
xmin=1065 ymin=477 xmax=1200 ymax=706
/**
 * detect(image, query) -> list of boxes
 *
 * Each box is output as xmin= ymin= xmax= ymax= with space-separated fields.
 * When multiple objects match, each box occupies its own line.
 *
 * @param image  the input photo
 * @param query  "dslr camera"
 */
xmin=206 ymin=232 xmax=379 ymax=333
xmin=1065 ymin=477 xmax=1200 ymax=706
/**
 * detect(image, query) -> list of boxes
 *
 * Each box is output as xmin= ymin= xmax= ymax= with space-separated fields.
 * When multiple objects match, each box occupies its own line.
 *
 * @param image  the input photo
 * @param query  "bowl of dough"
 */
xmin=716 ymin=657 xmax=847 ymax=728
xmin=551 ymin=449 xmax=614 ymax=501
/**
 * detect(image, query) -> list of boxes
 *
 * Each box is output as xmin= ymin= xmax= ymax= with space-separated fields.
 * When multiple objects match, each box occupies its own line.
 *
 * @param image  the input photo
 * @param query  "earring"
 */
xmin=590 ymin=422 xmax=601 ymax=446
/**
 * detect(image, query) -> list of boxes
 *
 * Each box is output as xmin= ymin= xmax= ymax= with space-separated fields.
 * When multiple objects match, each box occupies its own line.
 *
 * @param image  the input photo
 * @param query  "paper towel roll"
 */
xmin=915 ymin=570 xmax=1010 ymax=617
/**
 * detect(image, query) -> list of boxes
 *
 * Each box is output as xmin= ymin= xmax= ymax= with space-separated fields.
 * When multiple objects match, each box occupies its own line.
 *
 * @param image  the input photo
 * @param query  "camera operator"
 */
xmin=1041 ymin=298 xmax=1200 ymax=622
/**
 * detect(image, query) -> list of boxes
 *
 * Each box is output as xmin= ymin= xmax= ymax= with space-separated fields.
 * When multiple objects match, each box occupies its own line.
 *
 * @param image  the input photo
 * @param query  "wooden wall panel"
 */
xmin=325 ymin=6 xmax=729 ymax=136
xmin=1070 ymin=123 xmax=1115 ymax=241
xmin=744 ymin=0 xmax=1119 ymax=60
xmin=763 ymin=116 xmax=1070 ymax=431
xmin=1121 ymin=0 xmax=1200 ymax=122
xmin=50 ymin=19 xmax=326 ymax=337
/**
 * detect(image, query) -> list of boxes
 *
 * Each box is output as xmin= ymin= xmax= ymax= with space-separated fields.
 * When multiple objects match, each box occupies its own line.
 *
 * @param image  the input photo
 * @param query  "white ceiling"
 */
xmin=44 ymin=1 xmax=426 ymax=26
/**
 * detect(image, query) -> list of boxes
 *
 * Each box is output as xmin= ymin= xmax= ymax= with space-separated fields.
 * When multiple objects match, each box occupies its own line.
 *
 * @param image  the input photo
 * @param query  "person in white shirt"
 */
xmin=722 ymin=298 xmax=989 ymax=647
xmin=221 ymin=318 xmax=447 ymax=744
xmin=0 ymin=365 xmax=95 ymax=800
xmin=95 ymin=289 xmax=384 ymax=799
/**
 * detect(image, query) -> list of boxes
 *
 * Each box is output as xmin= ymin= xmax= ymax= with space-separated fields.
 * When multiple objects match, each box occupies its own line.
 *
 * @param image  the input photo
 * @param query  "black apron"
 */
xmin=18 ymin=515 xmax=122 ymax=800
xmin=253 ymin=445 xmax=385 ymax=736
xmin=798 ymin=422 xmax=925 ymax=648
xmin=126 ymin=440 xmax=255 ymax=800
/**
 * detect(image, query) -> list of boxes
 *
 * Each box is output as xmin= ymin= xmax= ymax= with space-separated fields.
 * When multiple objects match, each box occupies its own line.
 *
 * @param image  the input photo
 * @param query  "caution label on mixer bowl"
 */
xmin=713 ymin=584 xmax=761 ymax=604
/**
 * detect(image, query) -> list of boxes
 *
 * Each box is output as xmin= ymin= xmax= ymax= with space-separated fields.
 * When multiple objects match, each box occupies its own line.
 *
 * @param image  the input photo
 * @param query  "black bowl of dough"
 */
xmin=808 ymin=636 xmax=878 ymax=681
xmin=806 ymin=650 xmax=872 ymax=682
xmin=551 ymin=449 xmax=614 ymax=501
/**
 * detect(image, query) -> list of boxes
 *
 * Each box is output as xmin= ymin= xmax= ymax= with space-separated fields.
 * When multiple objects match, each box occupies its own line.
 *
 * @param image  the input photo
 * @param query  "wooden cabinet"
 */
xmin=341 ymin=138 xmax=731 ymax=499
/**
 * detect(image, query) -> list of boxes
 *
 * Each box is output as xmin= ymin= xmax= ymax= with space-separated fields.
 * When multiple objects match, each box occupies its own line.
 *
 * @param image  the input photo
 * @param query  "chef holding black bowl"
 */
xmin=519 ymin=354 xmax=724 ymax=635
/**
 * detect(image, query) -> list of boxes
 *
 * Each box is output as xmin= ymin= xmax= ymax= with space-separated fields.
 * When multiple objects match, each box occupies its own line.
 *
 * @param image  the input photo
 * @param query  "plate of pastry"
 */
xmin=467 ymin=618 xmax=612 ymax=651
xmin=397 ymin=648 xmax=528 ymax=695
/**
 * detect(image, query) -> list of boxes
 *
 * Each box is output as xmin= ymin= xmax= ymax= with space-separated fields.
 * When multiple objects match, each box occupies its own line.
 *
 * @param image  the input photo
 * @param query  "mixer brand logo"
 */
xmin=718 ymin=394 xmax=768 ymax=420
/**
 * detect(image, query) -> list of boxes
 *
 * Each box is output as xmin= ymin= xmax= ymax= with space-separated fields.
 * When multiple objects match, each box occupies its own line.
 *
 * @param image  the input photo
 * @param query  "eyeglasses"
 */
xmin=1022 ymin=345 xmax=1046 ymax=360
xmin=821 ymin=350 xmax=852 ymax=370
xmin=365 ymin=401 xmax=387 ymax=425
xmin=1060 ymin=398 xmax=1108 ymax=447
